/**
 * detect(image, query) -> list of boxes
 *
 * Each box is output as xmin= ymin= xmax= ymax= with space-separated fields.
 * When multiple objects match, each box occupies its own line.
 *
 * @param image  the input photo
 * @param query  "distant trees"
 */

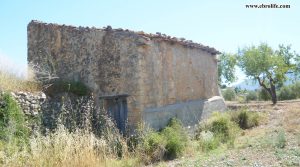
xmin=219 ymin=43 xmax=299 ymax=104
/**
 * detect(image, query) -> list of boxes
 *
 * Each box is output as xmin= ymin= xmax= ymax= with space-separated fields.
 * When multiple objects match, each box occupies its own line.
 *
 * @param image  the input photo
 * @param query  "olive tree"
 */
xmin=238 ymin=43 xmax=298 ymax=104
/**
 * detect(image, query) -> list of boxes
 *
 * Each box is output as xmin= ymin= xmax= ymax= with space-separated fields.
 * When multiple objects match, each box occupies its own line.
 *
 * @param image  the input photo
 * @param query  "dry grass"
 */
xmin=281 ymin=102 xmax=300 ymax=134
xmin=0 ymin=71 xmax=41 ymax=92
xmin=0 ymin=125 xmax=139 ymax=167
xmin=0 ymin=55 xmax=40 ymax=92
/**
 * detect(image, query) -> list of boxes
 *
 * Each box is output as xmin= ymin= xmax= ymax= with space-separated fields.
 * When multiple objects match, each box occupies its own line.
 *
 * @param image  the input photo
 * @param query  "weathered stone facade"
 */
xmin=7 ymin=91 xmax=97 ymax=132
xmin=10 ymin=91 xmax=46 ymax=116
xmin=28 ymin=20 xmax=224 ymax=130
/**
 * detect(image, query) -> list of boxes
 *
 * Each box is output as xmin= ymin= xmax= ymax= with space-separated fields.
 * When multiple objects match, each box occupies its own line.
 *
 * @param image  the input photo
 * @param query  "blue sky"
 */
xmin=0 ymin=0 xmax=299 ymax=81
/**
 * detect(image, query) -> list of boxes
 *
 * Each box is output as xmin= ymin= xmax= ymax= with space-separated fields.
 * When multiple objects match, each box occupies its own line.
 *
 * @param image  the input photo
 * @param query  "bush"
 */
xmin=210 ymin=116 xmax=231 ymax=143
xmin=258 ymin=88 xmax=271 ymax=101
xmin=222 ymin=88 xmax=236 ymax=101
xmin=291 ymin=81 xmax=300 ymax=98
xmin=245 ymin=91 xmax=258 ymax=102
xmin=275 ymin=129 xmax=286 ymax=149
xmin=278 ymin=85 xmax=297 ymax=100
xmin=45 ymin=80 xmax=90 ymax=96
xmin=198 ymin=131 xmax=220 ymax=151
xmin=198 ymin=112 xmax=239 ymax=148
xmin=137 ymin=128 xmax=166 ymax=163
xmin=136 ymin=118 xmax=188 ymax=163
xmin=161 ymin=118 xmax=188 ymax=159
xmin=0 ymin=93 xmax=29 ymax=145
xmin=230 ymin=109 xmax=260 ymax=129
xmin=233 ymin=95 xmax=244 ymax=103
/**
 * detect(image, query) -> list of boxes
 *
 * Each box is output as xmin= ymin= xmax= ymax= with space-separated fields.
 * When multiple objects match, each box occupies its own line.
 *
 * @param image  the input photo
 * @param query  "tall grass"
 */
xmin=0 ymin=71 xmax=41 ymax=92
xmin=229 ymin=109 xmax=261 ymax=129
xmin=0 ymin=118 xmax=189 ymax=166
xmin=0 ymin=125 xmax=139 ymax=167
xmin=196 ymin=110 xmax=262 ymax=152
xmin=0 ymin=93 xmax=138 ymax=167
xmin=0 ymin=54 xmax=30 ymax=91
xmin=0 ymin=92 xmax=188 ymax=166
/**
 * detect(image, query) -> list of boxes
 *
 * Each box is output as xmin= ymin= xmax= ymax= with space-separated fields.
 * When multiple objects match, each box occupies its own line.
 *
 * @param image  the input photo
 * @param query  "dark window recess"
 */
xmin=100 ymin=94 xmax=129 ymax=134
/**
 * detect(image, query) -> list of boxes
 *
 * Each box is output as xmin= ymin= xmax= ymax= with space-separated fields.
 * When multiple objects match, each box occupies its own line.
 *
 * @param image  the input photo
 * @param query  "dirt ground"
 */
xmin=156 ymin=100 xmax=300 ymax=167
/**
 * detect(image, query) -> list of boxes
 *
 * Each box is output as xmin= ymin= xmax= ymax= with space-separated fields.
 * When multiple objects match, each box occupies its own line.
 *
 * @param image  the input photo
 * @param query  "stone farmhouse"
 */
xmin=28 ymin=20 xmax=225 ymax=132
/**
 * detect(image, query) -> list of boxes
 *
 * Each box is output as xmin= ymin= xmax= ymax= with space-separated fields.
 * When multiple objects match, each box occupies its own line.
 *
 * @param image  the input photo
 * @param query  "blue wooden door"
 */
xmin=107 ymin=97 xmax=128 ymax=133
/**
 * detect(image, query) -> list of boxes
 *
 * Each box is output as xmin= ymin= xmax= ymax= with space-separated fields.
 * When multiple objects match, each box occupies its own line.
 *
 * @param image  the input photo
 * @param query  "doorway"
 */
xmin=100 ymin=94 xmax=129 ymax=133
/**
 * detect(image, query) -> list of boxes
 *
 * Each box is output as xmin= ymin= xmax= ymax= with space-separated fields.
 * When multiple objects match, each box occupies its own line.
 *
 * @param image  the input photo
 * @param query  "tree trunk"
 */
xmin=256 ymin=77 xmax=278 ymax=105
xmin=270 ymin=82 xmax=277 ymax=104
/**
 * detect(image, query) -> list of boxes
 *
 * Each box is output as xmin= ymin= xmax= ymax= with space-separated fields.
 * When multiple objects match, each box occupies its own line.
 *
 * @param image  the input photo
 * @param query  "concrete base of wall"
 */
xmin=143 ymin=96 xmax=226 ymax=130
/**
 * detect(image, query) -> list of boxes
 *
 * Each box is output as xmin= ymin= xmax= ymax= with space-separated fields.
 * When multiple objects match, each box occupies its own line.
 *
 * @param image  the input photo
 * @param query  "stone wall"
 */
xmin=11 ymin=91 xmax=46 ymax=116
xmin=137 ymin=39 xmax=219 ymax=109
xmin=28 ymin=21 xmax=141 ymax=128
xmin=27 ymin=20 xmax=224 ymax=130
xmin=7 ymin=91 xmax=104 ymax=134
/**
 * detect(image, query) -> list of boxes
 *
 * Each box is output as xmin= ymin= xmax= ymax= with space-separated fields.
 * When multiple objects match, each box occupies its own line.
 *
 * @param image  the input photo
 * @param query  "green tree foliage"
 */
xmin=222 ymin=88 xmax=236 ymax=101
xmin=245 ymin=90 xmax=258 ymax=102
xmin=278 ymin=81 xmax=300 ymax=100
xmin=218 ymin=53 xmax=237 ymax=85
xmin=238 ymin=43 xmax=298 ymax=104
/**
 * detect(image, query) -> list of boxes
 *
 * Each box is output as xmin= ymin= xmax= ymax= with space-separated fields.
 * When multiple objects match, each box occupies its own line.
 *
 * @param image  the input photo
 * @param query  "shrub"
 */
xmin=278 ymin=85 xmax=297 ymax=100
xmin=45 ymin=80 xmax=90 ymax=96
xmin=161 ymin=118 xmax=188 ymax=159
xmin=235 ymin=95 xmax=245 ymax=103
xmin=230 ymin=109 xmax=260 ymax=129
xmin=274 ymin=129 xmax=286 ymax=149
xmin=136 ymin=128 xmax=166 ymax=164
xmin=258 ymin=88 xmax=271 ymax=101
xmin=0 ymin=93 xmax=29 ymax=145
xmin=136 ymin=118 xmax=188 ymax=163
xmin=245 ymin=91 xmax=258 ymax=102
xmin=291 ymin=81 xmax=300 ymax=98
xmin=222 ymin=88 xmax=236 ymax=101
xmin=198 ymin=131 xmax=219 ymax=151
xmin=198 ymin=112 xmax=239 ymax=148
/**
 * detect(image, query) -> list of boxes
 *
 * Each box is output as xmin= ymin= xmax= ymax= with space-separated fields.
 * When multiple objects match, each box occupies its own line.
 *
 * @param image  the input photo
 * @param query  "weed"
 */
xmin=162 ymin=118 xmax=188 ymax=159
xmin=198 ymin=131 xmax=220 ymax=152
xmin=274 ymin=129 xmax=286 ymax=149
xmin=230 ymin=109 xmax=260 ymax=129
xmin=0 ymin=124 xmax=138 ymax=167
xmin=136 ymin=118 xmax=188 ymax=163
xmin=198 ymin=112 xmax=240 ymax=150
xmin=138 ymin=129 xmax=166 ymax=163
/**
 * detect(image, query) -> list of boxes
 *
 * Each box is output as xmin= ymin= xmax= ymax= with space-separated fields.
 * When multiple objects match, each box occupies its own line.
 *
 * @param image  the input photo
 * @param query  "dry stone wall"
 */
xmin=4 ymin=91 xmax=106 ymax=134
xmin=11 ymin=92 xmax=46 ymax=116
xmin=28 ymin=21 xmax=142 ymax=128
